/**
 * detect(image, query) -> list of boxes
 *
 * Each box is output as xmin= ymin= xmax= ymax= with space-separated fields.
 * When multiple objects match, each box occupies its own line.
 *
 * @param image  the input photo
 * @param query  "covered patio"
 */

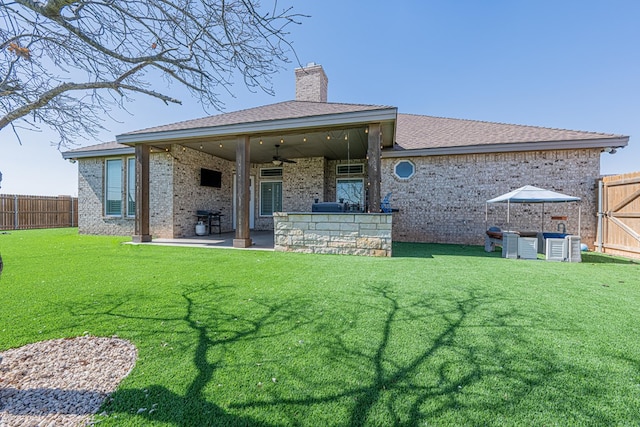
xmin=116 ymin=101 xmax=398 ymax=250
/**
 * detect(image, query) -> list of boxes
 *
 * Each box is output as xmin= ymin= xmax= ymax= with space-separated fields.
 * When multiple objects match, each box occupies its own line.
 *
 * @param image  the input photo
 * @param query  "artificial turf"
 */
xmin=1 ymin=228 xmax=639 ymax=426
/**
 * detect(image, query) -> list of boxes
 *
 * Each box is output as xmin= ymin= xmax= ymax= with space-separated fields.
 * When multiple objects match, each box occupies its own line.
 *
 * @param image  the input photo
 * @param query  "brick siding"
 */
xmin=77 ymin=158 xmax=135 ymax=236
xmin=172 ymin=146 xmax=234 ymax=237
xmin=382 ymin=149 xmax=600 ymax=247
xmin=77 ymin=146 xmax=601 ymax=248
xmin=77 ymin=146 xmax=234 ymax=238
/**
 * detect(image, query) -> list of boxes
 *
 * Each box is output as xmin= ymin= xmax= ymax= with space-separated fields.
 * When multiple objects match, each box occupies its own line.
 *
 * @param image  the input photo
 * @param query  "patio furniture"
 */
xmin=196 ymin=210 xmax=223 ymax=235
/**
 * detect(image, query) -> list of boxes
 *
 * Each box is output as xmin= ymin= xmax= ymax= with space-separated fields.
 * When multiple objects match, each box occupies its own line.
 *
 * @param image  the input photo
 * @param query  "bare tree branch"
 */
xmin=0 ymin=0 xmax=304 ymax=147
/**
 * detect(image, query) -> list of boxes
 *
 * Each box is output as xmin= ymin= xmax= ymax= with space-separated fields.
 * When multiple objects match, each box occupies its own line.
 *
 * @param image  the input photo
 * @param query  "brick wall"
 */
xmin=78 ymin=146 xmax=601 ymax=247
xmin=382 ymin=149 xmax=600 ymax=247
xmin=251 ymin=157 xmax=327 ymax=230
xmin=77 ymin=146 xmax=234 ymax=238
xmin=172 ymin=145 xmax=234 ymax=237
xmin=149 ymin=152 xmax=174 ymax=237
xmin=283 ymin=157 xmax=326 ymax=211
xmin=77 ymin=158 xmax=135 ymax=236
xmin=78 ymin=152 xmax=178 ymax=237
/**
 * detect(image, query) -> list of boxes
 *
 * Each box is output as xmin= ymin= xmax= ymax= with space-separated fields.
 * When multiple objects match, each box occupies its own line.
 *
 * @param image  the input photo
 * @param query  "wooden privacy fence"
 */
xmin=597 ymin=171 xmax=640 ymax=259
xmin=0 ymin=194 xmax=78 ymax=231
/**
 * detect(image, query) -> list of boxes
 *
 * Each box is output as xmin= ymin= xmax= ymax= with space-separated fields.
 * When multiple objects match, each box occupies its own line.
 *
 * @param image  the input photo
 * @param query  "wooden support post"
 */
xmin=234 ymin=135 xmax=252 ymax=248
xmin=132 ymin=144 xmax=151 ymax=242
xmin=367 ymin=123 xmax=382 ymax=213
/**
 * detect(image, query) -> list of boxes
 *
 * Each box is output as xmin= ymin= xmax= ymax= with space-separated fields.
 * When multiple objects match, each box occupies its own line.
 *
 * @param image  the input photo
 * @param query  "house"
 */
xmin=62 ymin=63 xmax=629 ymax=254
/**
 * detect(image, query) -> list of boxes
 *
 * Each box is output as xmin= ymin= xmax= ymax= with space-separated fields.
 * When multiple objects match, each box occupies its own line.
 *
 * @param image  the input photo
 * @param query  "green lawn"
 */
xmin=1 ymin=228 xmax=639 ymax=426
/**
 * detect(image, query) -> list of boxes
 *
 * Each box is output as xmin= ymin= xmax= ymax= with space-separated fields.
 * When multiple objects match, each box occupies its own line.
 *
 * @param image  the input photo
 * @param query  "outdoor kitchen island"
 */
xmin=273 ymin=212 xmax=393 ymax=257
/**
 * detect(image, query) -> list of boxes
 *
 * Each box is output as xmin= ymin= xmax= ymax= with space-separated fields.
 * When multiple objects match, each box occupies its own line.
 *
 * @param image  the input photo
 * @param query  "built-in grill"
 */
xmin=311 ymin=202 xmax=348 ymax=213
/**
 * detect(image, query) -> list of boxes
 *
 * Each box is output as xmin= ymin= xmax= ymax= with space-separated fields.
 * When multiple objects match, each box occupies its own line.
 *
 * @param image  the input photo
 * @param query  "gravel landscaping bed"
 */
xmin=0 ymin=336 xmax=137 ymax=426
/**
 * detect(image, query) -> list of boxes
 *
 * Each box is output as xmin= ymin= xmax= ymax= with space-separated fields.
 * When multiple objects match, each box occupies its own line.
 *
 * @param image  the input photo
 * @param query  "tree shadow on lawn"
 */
xmin=227 ymin=284 xmax=622 ymax=425
xmin=82 ymin=283 xmax=622 ymax=426
xmin=83 ymin=284 xmax=316 ymax=426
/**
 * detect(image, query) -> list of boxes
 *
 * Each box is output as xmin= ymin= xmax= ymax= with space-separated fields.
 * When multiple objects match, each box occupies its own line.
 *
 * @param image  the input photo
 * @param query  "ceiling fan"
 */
xmin=272 ymin=144 xmax=296 ymax=165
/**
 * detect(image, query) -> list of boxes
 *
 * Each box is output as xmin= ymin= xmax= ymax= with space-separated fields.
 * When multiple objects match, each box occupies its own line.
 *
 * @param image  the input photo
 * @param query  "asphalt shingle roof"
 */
xmin=394 ymin=113 xmax=624 ymax=150
xmin=63 ymin=140 xmax=130 ymax=154
xmin=65 ymin=102 xmax=627 ymax=156
xmin=124 ymin=101 xmax=394 ymax=135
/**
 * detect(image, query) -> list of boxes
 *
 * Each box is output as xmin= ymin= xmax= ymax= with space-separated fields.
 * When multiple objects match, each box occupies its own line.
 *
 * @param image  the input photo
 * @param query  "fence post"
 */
xmin=14 ymin=194 xmax=18 ymax=230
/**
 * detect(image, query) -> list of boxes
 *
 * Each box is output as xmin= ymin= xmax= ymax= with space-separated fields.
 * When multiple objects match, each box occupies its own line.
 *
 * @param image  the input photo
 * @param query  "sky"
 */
xmin=1 ymin=0 xmax=639 ymax=196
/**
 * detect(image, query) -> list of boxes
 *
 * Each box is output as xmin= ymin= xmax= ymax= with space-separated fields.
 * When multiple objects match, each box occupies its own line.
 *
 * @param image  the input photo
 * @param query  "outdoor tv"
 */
xmin=200 ymin=168 xmax=222 ymax=188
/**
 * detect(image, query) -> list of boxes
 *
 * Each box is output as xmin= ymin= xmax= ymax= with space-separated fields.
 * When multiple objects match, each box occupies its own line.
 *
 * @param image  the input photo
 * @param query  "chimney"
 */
xmin=295 ymin=62 xmax=328 ymax=102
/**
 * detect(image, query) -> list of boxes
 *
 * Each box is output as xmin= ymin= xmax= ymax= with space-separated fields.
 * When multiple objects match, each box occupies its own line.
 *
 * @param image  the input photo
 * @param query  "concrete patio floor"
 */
xmin=130 ymin=230 xmax=275 ymax=250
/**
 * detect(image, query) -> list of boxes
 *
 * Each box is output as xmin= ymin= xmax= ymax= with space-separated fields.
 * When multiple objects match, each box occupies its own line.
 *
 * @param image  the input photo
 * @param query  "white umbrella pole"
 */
xmin=507 ymin=200 xmax=510 ymax=229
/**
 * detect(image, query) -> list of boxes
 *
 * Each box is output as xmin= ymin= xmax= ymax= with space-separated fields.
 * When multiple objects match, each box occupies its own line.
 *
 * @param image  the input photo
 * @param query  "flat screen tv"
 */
xmin=200 ymin=168 xmax=222 ymax=188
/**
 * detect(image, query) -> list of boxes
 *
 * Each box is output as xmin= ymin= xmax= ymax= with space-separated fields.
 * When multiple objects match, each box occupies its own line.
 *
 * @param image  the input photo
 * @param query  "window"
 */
xmin=394 ymin=160 xmax=415 ymax=179
xmin=105 ymin=157 xmax=135 ymax=217
xmin=260 ymin=181 xmax=282 ymax=216
xmin=337 ymin=178 xmax=364 ymax=208
xmin=126 ymin=157 xmax=136 ymax=217
xmin=105 ymin=159 xmax=123 ymax=216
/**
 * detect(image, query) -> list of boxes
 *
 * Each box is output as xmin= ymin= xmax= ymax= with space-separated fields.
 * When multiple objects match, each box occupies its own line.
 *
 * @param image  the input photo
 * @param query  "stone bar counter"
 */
xmin=273 ymin=212 xmax=392 ymax=257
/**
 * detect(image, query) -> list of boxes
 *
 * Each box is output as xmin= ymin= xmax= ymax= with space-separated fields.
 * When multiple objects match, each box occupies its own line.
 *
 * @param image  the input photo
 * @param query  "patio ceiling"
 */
xmin=117 ymin=103 xmax=397 ymax=163
xmin=147 ymin=123 xmax=395 ymax=163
